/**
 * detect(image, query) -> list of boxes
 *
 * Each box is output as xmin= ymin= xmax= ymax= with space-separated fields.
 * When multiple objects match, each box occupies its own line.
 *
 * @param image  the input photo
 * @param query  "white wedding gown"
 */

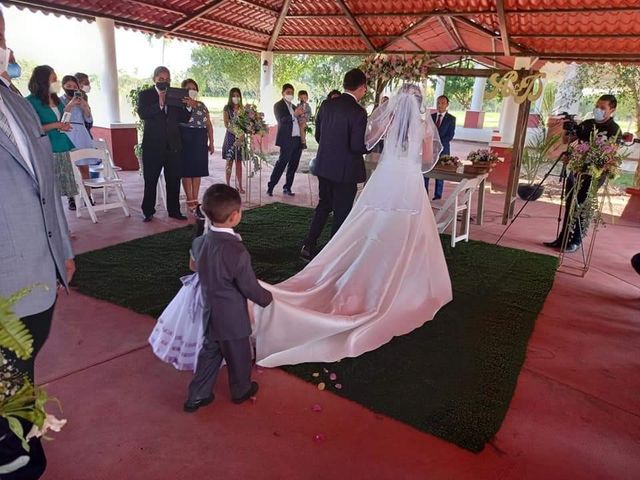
xmin=253 ymin=86 xmax=453 ymax=367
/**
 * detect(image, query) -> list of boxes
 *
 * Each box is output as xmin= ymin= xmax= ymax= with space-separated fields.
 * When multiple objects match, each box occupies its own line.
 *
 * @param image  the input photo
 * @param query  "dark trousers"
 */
xmin=424 ymin=178 xmax=444 ymax=198
xmin=0 ymin=304 xmax=55 ymax=479
xmin=141 ymin=150 xmax=181 ymax=217
xmin=558 ymin=172 xmax=605 ymax=246
xmin=304 ymin=176 xmax=358 ymax=248
xmin=187 ymin=332 xmax=252 ymax=402
xmin=268 ymin=137 xmax=302 ymax=192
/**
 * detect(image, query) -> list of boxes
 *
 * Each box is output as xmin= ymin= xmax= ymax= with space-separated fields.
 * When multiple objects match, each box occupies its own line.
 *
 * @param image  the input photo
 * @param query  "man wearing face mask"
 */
xmin=267 ymin=83 xmax=305 ymax=197
xmin=74 ymin=72 xmax=92 ymax=134
xmin=544 ymin=94 xmax=621 ymax=253
xmin=137 ymin=66 xmax=197 ymax=222
xmin=0 ymin=45 xmax=21 ymax=96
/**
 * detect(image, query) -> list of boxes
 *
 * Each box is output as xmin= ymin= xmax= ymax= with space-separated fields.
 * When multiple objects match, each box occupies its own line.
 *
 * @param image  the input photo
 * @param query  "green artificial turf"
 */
xmin=72 ymin=203 xmax=557 ymax=452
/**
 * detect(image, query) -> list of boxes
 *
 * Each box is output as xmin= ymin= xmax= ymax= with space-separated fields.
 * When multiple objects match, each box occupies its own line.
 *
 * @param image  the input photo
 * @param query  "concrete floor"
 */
xmin=37 ymin=147 xmax=640 ymax=480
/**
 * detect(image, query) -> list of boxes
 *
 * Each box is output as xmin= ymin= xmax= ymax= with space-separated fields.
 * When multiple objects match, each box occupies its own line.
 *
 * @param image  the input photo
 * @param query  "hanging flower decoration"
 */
xmin=360 ymin=54 xmax=436 ymax=105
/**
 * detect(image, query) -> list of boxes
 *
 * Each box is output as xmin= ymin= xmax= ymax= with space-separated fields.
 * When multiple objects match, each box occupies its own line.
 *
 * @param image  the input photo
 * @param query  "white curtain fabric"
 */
xmin=253 ymin=84 xmax=452 ymax=367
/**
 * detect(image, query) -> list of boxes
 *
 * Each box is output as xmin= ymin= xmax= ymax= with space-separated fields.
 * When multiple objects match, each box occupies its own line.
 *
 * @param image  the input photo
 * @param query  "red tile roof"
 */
xmin=6 ymin=0 xmax=640 ymax=63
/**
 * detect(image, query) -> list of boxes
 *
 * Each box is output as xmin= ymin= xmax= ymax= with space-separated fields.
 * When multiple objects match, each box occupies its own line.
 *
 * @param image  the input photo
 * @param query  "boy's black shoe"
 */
xmin=183 ymin=395 xmax=214 ymax=413
xmin=283 ymin=188 xmax=295 ymax=196
xmin=543 ymin=239 xmax=562 ymax=249
xmin=266 ymin=188 xmax=273 ymax=197
xmin=232 ymin=382 xmax=259 ymax=404
xmin=68 ymin=197 xmax=76 ymax=211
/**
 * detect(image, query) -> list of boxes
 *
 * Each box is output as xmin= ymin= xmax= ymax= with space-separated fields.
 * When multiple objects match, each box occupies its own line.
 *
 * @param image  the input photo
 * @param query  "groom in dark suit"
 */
xmin=267 ymin=83 xmax=305 ymax=196
xmin=301 ymin=69 xmax=369 ymax=261
xmin=426 ymin=95 xmax=456 ymax=200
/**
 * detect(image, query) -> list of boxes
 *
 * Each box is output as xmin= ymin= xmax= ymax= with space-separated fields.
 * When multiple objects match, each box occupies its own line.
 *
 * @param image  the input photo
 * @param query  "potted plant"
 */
xmin=464 ymin=149 xmax=500 ymax=174
xmin=127 ymin=84 xmax=151 ymax=173
xmin=434 ymin=155 xmax=461 ymax=172
xmin=517 ymin=129 xmax=561 ymax=201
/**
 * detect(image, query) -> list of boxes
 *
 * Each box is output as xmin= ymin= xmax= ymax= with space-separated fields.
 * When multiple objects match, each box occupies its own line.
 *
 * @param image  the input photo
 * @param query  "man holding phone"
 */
xmin=137 ymin=66 xmax=197 ymax=221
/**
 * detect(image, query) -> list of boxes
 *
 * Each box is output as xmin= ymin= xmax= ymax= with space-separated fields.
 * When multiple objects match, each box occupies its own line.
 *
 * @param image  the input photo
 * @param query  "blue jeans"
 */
xmin=424 ymin=177 xmax=444 ymax=198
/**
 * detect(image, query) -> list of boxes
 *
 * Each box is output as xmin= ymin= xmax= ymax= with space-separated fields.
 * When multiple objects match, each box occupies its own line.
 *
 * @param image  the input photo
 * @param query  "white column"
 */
xmin=554 ymin=63 xmax=580 ymax=115
xmin=499 ymin=57 xmax=531 ymax=144
xmin=433 ymin=76 xmax=445 ymax=108
xmin=470 ymin=77 xmax=487 ymax=112
xmin=260 ymin=51 xmax=275 ymax=124
xmin=96 ymin=17 xmax=121 ymax=124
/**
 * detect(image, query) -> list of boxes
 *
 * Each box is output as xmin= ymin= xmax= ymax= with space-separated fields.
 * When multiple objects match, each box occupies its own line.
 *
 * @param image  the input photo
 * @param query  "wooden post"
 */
xmin=502 ymin=70 xmax=533 ymax=224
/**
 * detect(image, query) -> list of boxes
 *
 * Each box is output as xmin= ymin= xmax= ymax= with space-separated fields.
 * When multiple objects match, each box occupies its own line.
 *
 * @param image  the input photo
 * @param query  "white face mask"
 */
xmin=0 ymin=47 xmax=8 ymax=74
xmin=188 ymin=89 xmax=198 ymax=100
xmin=81 ymin=84 xmax=91 ymax=93
xmin=231 ymin=97 xmax=240 ymax=105
xmin=49 ymin=81 xmax=61 ymax=94
xmin=593 ymin=108 xmax=607 ymax=122
xmin=284 ymin=94 xmax=294 ymax=103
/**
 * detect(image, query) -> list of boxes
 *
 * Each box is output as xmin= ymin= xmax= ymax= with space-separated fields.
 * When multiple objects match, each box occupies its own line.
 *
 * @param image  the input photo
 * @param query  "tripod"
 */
xmin=496 ymin=142 xmax=572 ymax=245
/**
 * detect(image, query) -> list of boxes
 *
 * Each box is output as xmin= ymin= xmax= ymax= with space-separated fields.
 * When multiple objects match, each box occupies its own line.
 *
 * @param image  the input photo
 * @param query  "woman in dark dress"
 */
xmin=179 ymin=79 xmax=214 ymax=216
xmin=222 ymin=87 xmax=244 ymax=193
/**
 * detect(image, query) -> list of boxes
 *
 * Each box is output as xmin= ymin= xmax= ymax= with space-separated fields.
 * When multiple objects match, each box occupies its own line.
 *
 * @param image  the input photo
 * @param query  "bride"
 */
xmin=253 ymin=84 xmax=452 ymax=367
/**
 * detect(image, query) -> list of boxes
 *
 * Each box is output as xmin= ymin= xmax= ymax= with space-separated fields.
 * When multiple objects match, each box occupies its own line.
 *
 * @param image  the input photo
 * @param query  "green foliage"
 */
xmin=189 ymin=46 xmax=260 ymax=97
xmin=444 ymin=75 xmax=475 ymax=110
xmin=521 ymin=130 xmax=561 ymax=185
xmin=0 ymin=286 xmax=39 ymax=360
xmin=127 ymin=83 xmax=152 ymax=151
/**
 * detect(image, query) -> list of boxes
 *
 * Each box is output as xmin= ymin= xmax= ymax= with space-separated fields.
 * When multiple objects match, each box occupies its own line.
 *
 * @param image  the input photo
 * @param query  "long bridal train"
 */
xmin=252 ymin=84 xmax=453 ymax=368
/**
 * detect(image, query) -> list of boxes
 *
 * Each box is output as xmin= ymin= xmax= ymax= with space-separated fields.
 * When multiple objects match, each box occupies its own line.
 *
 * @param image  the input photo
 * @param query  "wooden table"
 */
xmin=423 ymin=169 xmax=488 ymax=225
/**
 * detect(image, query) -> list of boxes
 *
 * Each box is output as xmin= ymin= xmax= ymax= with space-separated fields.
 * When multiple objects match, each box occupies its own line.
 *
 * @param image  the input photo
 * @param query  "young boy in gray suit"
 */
xmin=184 ymin=184 xmax=273 ymax=412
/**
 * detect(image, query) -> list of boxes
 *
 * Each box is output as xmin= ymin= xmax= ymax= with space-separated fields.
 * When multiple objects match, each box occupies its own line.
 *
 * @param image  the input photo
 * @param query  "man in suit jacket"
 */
xmin=426 ymin=95 xmax=456 ymax=200
xmin=0 ymin=11 xmax=74 ymax=477
xmin=301 ymin=69 xmax=369 ymax=261
xmin=137 ymin=66 xmax=195 ymax=222
xmin=267 ymin=83 xmax=305 ymax=196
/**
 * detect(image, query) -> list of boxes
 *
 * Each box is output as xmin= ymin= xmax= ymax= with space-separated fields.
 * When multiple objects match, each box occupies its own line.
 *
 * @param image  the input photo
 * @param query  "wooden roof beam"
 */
xmin=495 ymin=0 xmax=511 ymax=56
xmin=168 ymin=0 xmax=230 ymax=33
xmin=335 ymin=0 xmax=375 ymax=52
xmin=267 ymin=0 xmax=293 ymax=51
xmin=380 ymin=15 xmax=433 ymax=52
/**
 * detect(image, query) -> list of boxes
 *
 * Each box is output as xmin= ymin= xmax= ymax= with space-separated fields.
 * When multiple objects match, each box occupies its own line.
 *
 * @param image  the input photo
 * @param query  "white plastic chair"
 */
xmin=157 ymin=169 xmax=167 ymax=210
xmin=433 ymin=174 xmax=487 ymax=247
xmin=69 ymin=148 xmax=130 ymax=223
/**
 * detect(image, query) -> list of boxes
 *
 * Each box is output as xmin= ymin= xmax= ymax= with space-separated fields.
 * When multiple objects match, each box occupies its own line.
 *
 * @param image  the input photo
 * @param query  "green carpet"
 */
xmin=72 ymin=203 xmax=557 ymax=452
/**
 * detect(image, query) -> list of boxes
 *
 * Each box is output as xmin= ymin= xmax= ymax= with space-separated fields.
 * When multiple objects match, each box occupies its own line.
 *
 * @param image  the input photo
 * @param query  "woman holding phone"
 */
xmin=26 ymin=65 xmax=79 ymax=210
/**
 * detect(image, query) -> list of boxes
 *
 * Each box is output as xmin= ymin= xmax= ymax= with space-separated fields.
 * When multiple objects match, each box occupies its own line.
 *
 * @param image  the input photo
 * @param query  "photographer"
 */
xmin=544 ymin=94 xmax=621 ymax=253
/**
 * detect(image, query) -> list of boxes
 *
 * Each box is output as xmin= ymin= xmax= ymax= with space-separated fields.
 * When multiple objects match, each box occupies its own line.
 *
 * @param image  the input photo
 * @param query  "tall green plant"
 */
xmin=127 ymin=84 xmax=151 ymax=158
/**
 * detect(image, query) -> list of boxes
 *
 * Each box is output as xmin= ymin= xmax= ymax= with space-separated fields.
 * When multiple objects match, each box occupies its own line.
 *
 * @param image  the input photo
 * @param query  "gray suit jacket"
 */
xmin=0 ymin=87 xmax=73 ymax=318
xmin=196 ymin=231 xmax=272 ymax=341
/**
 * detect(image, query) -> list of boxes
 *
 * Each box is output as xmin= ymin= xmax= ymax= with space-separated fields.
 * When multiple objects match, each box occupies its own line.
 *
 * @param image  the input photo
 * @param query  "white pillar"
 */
xmin=470 ymin=77 xmax=487 ymax=112
xmin=433 ymin=76 xmax=445 ymax=108
xmin=554 ymin=63 xmax=580 ymax=115
xmin=499 ymin=57 xmax=531 ymax=144
xmin=260 ymin=51 xmax=275 ymax=124
xmin=96 ymin=17 xmax=121 ymax=123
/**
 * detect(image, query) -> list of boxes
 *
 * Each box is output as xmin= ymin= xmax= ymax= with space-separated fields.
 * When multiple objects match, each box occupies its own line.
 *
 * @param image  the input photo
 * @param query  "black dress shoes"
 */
xmin=563 ymin=243 xmax=580 ymax=253
xmin=143 ymin=215 xmax=153 ymax=223
xmin=266 ymin=188 xmax=273 ymax=197
xmin=432 ymin=195 xmax=442 ymax=201
xmin=169 ymin=213 xmax=188 ymax=220
xmin=283 ymin=188 xmax=295 ymax=196
xmin=300 ymin=245 xmax=313 ymax=263
xmin=543 ymin=239 xmax=562 ymax=249
xmin=232 ymin=382 xmax=259 ymax=404
xmin=183 ymin=395 xmax=214 ymax=413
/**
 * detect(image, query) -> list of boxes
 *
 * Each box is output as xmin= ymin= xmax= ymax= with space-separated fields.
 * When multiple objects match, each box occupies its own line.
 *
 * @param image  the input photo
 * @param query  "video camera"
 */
xmin=559 ymin=112 xmax=579 ymax=135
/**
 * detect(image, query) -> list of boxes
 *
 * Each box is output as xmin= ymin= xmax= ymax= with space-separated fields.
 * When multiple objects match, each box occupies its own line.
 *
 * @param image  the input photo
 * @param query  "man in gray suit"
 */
xmin=0 ymin=9 xmax=74 ymax=478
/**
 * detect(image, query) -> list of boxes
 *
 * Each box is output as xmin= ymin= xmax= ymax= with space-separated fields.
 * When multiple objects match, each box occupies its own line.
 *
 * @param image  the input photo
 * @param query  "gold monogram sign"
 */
xmin=484 ymin=71 xmax=546 ymax=104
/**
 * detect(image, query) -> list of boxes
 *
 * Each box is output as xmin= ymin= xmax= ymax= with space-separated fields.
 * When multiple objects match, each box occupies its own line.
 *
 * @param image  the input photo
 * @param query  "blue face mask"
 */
xmin=593 ymin=108 xmax=606 ymax=123
xmin=7 ymin=62 xmax=21 ymax=79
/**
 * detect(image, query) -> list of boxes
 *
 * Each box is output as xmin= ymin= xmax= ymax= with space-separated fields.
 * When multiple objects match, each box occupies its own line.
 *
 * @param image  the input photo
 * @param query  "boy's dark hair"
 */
xmin=599 ymin=94 xmax=617 ymax=109
xmin=437 ymin=95 xmax=450 ymax=104
xmin=343 ymin=68 xmax=366 ymax=91
xmin=327 ymin=89 xmax=341 ymax=99
xmin=201 ymin=184 xmax=242 ymax=224
xmin=282 ymin=83 xmax=294 ymax=93
xmin=75 ymin=72 xmax=89 ymax=84
xmin=181 ymin=78 xmax=199 ymax=91
xmin=298 ymin=90 xmax=308 ymax=97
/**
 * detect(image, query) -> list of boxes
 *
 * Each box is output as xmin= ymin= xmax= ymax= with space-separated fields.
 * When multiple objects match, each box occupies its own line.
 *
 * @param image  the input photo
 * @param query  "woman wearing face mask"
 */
xmin=26 ymin=65 xmax=79 ymax=209
xmin=221 ymin=87 xmax=244 ymax=193
xmin=60 ymin=75 xmax=97 ymax=204
xmin=179 ymin=78 xmax=214 ymax=216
